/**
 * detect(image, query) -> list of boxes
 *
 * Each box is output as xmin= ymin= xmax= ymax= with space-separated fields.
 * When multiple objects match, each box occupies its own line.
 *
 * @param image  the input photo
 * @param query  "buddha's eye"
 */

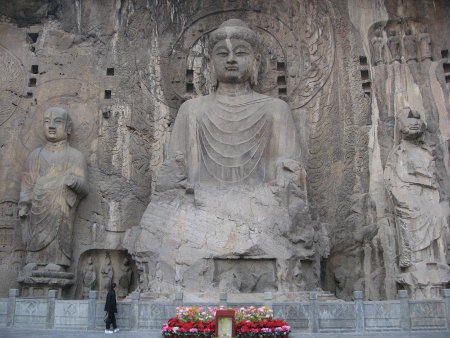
xmin=234 ymin=49 xmax=248 ymax=56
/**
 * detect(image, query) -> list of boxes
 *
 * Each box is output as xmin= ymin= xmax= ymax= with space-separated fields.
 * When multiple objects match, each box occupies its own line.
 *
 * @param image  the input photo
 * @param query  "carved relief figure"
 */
xmin=417 ymin=27 xmax=432 ymax=61
xmin=118 ymin=257 xmax=132 ymax=297
xmin=124 ymin=19 xmax=328 ymax=295
xmin=18 ymin=107 xmax=88 ymax=272
xmin=384 ymin=107 xmax=450 ymax=299
xmin=101 ymin=253 xmax=114 ymax=296
xmin=82 ymin=256 xmax=96 ymax=298
xmin=387 ymin=29 xmax=401 ymax=63
xmin=403 ymin=29 xmax=417 ymax=63
xmin=371 ymin=28 xmax=384 ymax=65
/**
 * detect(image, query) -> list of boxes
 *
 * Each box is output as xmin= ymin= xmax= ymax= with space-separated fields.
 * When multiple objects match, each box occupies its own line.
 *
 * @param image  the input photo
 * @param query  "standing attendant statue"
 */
xmin=417 ymin=27 xmax=432 ymax=61
xmin=371 ymin=28 xmax=384 ymax=65
xmin=384 ymin=107 xmax=450 ymax=298
xmin=118 ymin=257 xmax=132 ymax=298
xmin=82 ymin=256 xmax=97 ymax=298
xmin=387 ymin=29 xmax=401 ymax=63
xmin=403 ymin=29 xmax=417 ymax=63
xmin=101 ymin=253 xmax=114 ymax=298
xmin=18 ymin=107 xmax=88 ymax=273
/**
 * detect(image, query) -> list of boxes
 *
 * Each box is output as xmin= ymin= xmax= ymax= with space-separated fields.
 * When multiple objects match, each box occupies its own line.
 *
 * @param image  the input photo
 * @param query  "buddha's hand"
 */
xmin=18 ymin=203 xmax=29 ymax=218
xmin=63 ymin=174 xmax=76 ymax=188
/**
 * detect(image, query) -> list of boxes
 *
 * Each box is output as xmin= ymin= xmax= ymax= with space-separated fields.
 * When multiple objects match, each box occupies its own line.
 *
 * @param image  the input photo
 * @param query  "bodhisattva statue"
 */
xmin=124 ymin=19 xmax=328 ymax=295
xmin=18 ymin=107 xmax=88 ymax=273
xmin=384 ymin=107 xmax=450 ymax=299
xmin=101 ymin=253 xmax=114 ymax=297
xmin=82 ymin=256 xmax=97 ymax=298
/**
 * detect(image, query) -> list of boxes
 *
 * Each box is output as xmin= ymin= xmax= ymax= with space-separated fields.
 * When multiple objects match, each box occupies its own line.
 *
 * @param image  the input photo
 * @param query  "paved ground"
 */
xmin=1 ymin=328 xmax=450 ymax=338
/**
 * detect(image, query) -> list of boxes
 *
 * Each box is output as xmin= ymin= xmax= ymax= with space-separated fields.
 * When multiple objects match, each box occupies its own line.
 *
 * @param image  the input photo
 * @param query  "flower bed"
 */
xmin=161 ymin=306 xmax=290 ymax=337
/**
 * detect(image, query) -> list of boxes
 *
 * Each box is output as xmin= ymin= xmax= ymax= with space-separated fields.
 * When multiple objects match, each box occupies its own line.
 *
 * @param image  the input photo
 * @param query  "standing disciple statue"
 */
xmin=124 ymin=19 xmax=328 ymax=295
xmin=18 ymin=107 xmax=88 ymax=272
xmin=384 ymin=107 xmax=450 ymax=299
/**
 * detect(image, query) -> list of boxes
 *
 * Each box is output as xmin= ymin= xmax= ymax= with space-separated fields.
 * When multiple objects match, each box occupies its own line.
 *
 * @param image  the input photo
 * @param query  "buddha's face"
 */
xmin=43 ymin=110 xmax=69 ymax=142
xmin=211 ymin=38 xmax=256 ymax=84
xmin=399 ymin=109 xmax=426 ymax=140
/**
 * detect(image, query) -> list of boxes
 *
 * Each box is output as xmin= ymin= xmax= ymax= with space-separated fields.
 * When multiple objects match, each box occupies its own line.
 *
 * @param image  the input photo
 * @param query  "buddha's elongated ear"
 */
xmin=250 ymin=54 xmax=260 ymax=87
xmin=209 ymin=61 xmax=218 ymax=91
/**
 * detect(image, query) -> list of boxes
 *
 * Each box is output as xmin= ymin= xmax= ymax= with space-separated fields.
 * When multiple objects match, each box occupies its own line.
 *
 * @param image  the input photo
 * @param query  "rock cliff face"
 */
xmin=0 ymin=0 xmax=449 ymax=300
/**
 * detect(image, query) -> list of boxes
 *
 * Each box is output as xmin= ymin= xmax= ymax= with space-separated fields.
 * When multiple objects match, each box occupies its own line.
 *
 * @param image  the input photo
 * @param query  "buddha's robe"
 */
xmin=169 ymin=92 xmax=300 ymax=185
xmin=124 ymin=91 xmax=318 ymax=293
xmin=19 ymin=145 xmax=88 ymax=267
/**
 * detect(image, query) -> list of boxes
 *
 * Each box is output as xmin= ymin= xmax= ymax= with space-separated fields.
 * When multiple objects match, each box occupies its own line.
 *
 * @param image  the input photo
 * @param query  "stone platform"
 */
xmin=1 ymin=289 xmax=450 ymax=336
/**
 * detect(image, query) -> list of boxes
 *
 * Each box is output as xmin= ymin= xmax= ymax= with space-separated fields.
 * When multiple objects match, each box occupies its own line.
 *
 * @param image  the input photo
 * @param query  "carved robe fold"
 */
xmin=19 ymin=145 xmax=88 ymax=267
xmin=169 ymin=92 xmax=300 ymax=185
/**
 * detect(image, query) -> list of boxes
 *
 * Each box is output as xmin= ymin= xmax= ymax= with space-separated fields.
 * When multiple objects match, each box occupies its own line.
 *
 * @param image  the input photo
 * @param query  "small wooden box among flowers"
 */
xmin=161 ymin=305 xmax=290 ymax=337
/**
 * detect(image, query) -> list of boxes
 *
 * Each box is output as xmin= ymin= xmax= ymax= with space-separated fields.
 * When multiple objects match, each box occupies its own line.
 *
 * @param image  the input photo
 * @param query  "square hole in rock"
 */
xmin=27 ymin=33 xmax=39 ymax=43
xmin=107 ymin=68 xmax=114 ymax=76
xmin=28 ymin=78 xmax=36 ymax=87
xmin=31 ymin=65 xmax=39 ymax=74
xmin=104 ymin=90 xmax=112 ymax=99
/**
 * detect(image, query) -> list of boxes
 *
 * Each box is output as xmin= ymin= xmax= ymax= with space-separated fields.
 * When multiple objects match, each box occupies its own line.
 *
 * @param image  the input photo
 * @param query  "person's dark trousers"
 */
xmin=105 ymin=311 xmax=117 ymax=330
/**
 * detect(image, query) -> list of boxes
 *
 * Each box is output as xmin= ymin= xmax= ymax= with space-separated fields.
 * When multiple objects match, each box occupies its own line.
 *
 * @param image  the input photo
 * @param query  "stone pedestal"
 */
xmin=17 ymin=270 xmax=74 ymax=298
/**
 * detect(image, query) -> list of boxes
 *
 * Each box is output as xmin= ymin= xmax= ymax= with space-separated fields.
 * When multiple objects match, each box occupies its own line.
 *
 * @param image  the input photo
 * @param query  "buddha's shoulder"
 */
xmin=178 ymin=95 xmax=213 ymax=111
xmin=259 ymin=95 xmax=290 ymax=111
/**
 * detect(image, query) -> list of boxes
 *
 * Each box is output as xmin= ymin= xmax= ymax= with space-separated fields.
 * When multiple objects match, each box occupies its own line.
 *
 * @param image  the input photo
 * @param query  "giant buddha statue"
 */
xmin=124 ymin=19 xmax=328 ymax=296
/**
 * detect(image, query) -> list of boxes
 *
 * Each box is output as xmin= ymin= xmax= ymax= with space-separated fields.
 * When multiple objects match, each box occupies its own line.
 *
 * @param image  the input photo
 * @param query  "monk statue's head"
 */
xmin=398 ymin=107 xmax=426 ymax=140
xmin=43 ymin=107 xmax=72 ymax=142
xmin=209 ymin=19 xmax=260 ymax=87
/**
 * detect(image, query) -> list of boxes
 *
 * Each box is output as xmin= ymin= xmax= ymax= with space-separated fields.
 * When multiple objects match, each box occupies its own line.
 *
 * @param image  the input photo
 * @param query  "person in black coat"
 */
xmin=104 ymin=282 xmax=119 ymax=333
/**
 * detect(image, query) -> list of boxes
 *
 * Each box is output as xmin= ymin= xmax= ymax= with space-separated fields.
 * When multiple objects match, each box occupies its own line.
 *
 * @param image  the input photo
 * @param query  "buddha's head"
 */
xmin=43 ymin=107 xmax=72 ymax=142
xmin=209 ymin=19 xmax=260 ymax=87
xmin=398 ymin=107 xmax=426 ymax=140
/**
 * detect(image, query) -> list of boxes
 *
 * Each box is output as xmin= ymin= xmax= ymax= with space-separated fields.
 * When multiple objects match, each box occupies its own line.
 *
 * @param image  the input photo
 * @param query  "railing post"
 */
xmin=46 ymin=290 xmax=56 ymax=328
xmin=219 ymin=292 xmax=227 ymax=308
xmin=309 ymin=291 xmax=319 ymax=333
xmin=398 ymin=290 xmax=411 ymax=331
xmin=354 ymin=291 xmax=364 ymax=333
xmin=88 ymin=290 xmax=98 ymax=330
xmin=7 ymin=289 xmax=19 ymax=327
xmin=443 ymin=289 xmax=450 ymax=330
xmin=264 ymin=292 xmax=273 ymax=309
xmin=130 ymin=291 xmax=140 ymax=330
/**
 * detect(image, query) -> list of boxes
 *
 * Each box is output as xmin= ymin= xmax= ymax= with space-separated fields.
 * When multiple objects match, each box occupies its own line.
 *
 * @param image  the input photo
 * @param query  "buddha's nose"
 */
xmin=226 ymin=52 xmax=237 ymax=63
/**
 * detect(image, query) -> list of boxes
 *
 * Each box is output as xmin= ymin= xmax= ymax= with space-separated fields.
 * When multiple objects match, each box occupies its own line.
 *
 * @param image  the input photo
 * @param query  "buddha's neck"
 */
xmin=45 ymin=140 xmax=68 ymax=152
xmin=216 ymin=82 xmax=253 ymax=97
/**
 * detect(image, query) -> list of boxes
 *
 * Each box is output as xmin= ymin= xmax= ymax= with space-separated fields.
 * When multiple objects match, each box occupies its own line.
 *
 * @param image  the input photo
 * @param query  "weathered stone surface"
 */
xmin=123 ymin=18 xmax=330 ymax=297
xmin=0 ymin=0 xmax=448 ymax=301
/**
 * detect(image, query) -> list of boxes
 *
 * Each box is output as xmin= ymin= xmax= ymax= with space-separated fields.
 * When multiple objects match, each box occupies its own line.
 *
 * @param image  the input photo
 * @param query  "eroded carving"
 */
xmin=82 ymin=256 xmax=96 ymax=299
xmin=17 ymin=107 xmax=88 ymax=296
xmin=100 ymin=253 xmax=113 ymax=298
xmin=124 ymin=19 xmax=329 ymax=297
xmin=384 ymin=107 xmax=450 ymax=299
